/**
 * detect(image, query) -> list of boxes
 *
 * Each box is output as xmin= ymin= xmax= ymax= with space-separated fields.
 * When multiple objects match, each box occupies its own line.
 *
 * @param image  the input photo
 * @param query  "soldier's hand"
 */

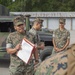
xmin=35 ymin=44 xmax=38 ymax=48
xmin=40 ymin=45 xmax=44 ymax=50
xmin=55 ymin=48 xmax=63 ymax=52
xmin=15 ymin=43 xmax=21 ymax=51
xmin=35 ymin=61 xmax=39 ymax=65
xmin=54 ymin=47 xmax=61 ymax=52
xmin=40 ymin=42 xmax=45 ymax=50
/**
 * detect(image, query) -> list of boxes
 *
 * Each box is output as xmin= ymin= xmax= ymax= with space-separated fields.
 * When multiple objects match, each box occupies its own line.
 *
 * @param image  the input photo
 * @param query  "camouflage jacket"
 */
xmin=6 ymin=32 xmax=34 ymax=75
xmin=53 ymin=28 xmax=70 ymax=49
xmin=6 ymin=31 xmax=34 ymax=73
xmin=29 ymin=28 xmax=40 ymax=45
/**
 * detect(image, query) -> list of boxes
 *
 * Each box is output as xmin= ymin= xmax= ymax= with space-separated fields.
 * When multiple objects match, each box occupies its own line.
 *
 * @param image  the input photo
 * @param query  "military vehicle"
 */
xmin=37 ymin=29 xmax=53 ymax=61
xmin=0 ymin=5 xmax=14 ymax=60
xmin=0 ymin=16 xmax=14 ymax=60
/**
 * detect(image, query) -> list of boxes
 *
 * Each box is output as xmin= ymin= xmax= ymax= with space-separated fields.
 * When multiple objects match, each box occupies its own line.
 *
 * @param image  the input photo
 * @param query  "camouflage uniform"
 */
xmin=67 ymin=44 xmax=75 ymax=75
xmin=29 ymin=28 xmax=40 ymax=45
xmin=6 ymin=31 xmax=34 ymax=75
xmin=29 ymin=18 xmax=44 ymax=52
xmin=29 ymin=18 xmax=43 ymax=45
xmin=52 ymin=24 xmax=70 ymax=54
xmin=53 ymin=18 xmax=70 ymax=53
xmin=6 ymin=16 xmax=34 ymax=75
xmin=35 ymin=44 xmax=75 ymax=75
xmin=35 ymin=50 xmax=68 ymax=75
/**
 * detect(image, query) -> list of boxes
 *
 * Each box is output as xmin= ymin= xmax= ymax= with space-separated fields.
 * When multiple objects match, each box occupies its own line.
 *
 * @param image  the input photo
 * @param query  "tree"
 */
xmin=0 ymin=0 xmax=75 ymax=12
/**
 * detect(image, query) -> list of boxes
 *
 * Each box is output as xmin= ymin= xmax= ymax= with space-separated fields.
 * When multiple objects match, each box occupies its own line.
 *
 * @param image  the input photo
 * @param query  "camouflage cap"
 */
xmin=34 ymin=18 xmax=43 ymax=23
xmin=13 ymin=16 xmax=24 ymax=26
xmin=59 ymin=18 xmax=65 ymax=24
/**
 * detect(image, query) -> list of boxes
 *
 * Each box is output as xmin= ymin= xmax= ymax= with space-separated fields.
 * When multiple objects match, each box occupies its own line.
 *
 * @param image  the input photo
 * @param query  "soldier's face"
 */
xmin=37 ymin=23 xmax=42 ymax=30
xmin=59 ymin=22 xmax=65 ymax=28
xmin=14 ymin=24 xmax=25 ymax=33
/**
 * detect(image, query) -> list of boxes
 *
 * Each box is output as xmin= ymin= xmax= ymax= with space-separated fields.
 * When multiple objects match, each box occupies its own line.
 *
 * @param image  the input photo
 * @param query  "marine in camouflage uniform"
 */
xmin=52 ymin=18 xmax=70 ymax=54
xmin=29 ymin=18 xmax=45 ymax=58
xmin=29 ymin=18 xmax=43 ymax=45
xmin=6 ymin=16 xmax=38 ymax=75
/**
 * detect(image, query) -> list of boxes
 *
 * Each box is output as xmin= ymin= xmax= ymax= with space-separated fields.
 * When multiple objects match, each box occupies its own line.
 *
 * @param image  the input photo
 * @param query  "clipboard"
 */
xmin=16 ymin=38 xmax=35 ymax=64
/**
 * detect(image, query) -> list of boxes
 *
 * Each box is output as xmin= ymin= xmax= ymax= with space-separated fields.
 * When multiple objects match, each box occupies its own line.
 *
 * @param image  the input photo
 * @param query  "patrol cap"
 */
xmin=34 ymin=18 xmax=43 ymax=23
xmin=59 ymin=18 xmax=65 ymax=24
xmin=13 ymin=16 xmax=24 ymax=26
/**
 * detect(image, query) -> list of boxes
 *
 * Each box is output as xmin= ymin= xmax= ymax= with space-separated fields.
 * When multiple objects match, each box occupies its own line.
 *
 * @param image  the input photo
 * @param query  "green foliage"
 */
xmin=0 ymin=0 xmax=75 ymax=11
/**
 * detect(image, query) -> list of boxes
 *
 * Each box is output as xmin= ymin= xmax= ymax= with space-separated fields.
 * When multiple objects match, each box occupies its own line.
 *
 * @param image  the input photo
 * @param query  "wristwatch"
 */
xmin=35 ymin=59 xmax=39 ymax=62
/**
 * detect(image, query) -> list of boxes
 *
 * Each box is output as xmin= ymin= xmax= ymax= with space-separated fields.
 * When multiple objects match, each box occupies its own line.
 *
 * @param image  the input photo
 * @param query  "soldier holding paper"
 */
xmin=6 ymin=16 xmax=38 ymax=75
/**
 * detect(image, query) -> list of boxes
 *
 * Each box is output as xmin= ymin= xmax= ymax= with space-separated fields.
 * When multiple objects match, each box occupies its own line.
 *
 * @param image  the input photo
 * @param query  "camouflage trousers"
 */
xmin=9 ymin=60 xmax=34 ymax=75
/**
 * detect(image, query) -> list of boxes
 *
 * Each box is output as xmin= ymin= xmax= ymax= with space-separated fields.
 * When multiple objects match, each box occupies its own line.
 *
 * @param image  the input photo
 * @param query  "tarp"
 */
xmin=35 ymin=44 xmax=75 ymax=75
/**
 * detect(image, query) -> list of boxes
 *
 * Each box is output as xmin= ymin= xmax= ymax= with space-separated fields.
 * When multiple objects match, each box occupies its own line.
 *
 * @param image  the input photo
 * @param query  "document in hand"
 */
xmin=16 ymin=38 xmax=35 ymax=64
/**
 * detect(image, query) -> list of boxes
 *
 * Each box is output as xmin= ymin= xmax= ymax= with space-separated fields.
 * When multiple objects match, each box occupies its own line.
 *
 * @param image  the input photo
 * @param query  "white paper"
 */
xmin=17 ymin=39 xmax=34 ymax=64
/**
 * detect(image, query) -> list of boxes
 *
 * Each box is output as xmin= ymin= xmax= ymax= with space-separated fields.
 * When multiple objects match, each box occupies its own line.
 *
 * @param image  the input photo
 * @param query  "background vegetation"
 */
xmin=0 ymin=0 xmax=75 ymax=12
